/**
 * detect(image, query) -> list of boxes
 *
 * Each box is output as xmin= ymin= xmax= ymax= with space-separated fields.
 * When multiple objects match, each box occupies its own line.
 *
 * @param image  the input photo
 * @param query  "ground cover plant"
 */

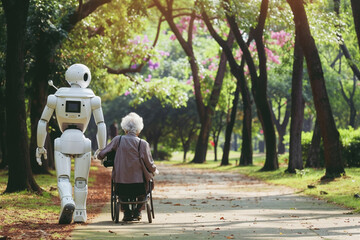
xmin=0 ymin=160 xmax=111 ymax=239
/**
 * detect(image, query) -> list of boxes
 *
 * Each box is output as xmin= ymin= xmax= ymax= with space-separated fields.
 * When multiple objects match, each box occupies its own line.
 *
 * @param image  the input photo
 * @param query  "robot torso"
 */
xmin=54 ymin=87 xmax=95 ymax=133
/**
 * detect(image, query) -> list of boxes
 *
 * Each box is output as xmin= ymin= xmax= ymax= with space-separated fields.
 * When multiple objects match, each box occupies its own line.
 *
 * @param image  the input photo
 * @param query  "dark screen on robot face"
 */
xmin=66 ymin=101 xmax=81 ymax=113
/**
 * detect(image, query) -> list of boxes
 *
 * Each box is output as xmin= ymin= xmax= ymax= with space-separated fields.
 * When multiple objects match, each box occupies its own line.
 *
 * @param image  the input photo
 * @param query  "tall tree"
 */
xmin=153 ymin=0 xmax=232 ymax=163
xmin=287 ymin=0 xmax=344 ymax=178
xmin=201 ymin=9 xmax=253 ymax=166
xmin=287 ymin=32 xmax=305 ymax=173
xmin=350 ymin=0 xmax=360 ymax=50
xmin=27 ymin=0 xmax=111 ymax=174
xmin=0 ymin=5 xmax=7 ymax=169
xmin=2 ymin=0 xmax=41 ymax=193
xmin=226 ymin=0 xmax=279 ymax=170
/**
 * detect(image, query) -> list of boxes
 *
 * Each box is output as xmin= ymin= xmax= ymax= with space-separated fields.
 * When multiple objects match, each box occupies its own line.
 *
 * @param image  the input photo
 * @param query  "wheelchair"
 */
xmin=103 ymin=154 xmax=155 ymax=223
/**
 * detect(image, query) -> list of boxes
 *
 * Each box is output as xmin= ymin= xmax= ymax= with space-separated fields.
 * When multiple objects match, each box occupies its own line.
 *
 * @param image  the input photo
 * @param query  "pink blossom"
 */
xmin=145 ymin=74 xmax=152 ymax=82
xmin=148 ymin=60 xmax=160 ymax=70
xmin=142 ymin=35 xmax=149 ymax=43
xmin=271 ymin=30 xmax=291 ymax=47
xmin=124 ymin=90 xmax=130 ymax=96
xmin=159 ymin=50 xmax=170 ymax=56
xmin=265 ymin=48 xmax=280 ymax=64
xmin=170 ymin=34 xmax=177 ymax=41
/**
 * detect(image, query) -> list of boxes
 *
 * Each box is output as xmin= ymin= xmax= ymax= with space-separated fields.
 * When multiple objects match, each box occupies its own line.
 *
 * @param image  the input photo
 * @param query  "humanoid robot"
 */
xmin=36 ymin=64 xmax=106 ymax=224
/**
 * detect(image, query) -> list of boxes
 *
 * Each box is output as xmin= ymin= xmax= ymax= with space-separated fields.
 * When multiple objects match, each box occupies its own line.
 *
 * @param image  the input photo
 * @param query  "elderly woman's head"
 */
xmin=121 ymin=112 xmax=144 ymax=135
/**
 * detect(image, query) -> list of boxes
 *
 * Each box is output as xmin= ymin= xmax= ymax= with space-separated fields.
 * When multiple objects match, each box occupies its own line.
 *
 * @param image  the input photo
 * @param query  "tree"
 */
xmin=287 ymin=32 xmax=305 ymax=173
xmin=350 ymin=0 xmax=360 ymax=50
xmin=226 ymin=0 xmax=279 ymax=170
xmin=153 ymin=0 xmax=232 ymax=163
xmin=0 ymin=5 xmax=7 ymax=169
xmin=27 ymin=0 xmax=111 ymax=174
xmin=287 ymin=0 xmax=344 ymax=178
xmin=170 ymin=97 xmax=200 ymax=162
xmin=2 ymin=0 xmax=41 ymax=193
xmin=201 ymin=7 xmax=253 ymax=167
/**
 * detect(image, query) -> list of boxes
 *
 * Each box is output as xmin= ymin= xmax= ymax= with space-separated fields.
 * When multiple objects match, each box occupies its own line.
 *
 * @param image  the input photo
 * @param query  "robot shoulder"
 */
xmin=55 ymin=87 xmax=95 ymax=98
xmin=46 ymin=95 xmax=57 ymax=109
xmin=90 ymin=96 xmax=102 ymax=110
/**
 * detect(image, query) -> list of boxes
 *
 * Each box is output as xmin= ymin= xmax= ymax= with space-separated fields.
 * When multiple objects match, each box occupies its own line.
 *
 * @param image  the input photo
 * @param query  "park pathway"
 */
xmin=71 ymin=163 xmax=360 ymax=239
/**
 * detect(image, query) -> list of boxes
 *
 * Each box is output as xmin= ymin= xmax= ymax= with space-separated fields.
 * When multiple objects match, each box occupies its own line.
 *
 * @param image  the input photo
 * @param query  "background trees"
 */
xmin=1 ymin=0 xmax=359 ymax=193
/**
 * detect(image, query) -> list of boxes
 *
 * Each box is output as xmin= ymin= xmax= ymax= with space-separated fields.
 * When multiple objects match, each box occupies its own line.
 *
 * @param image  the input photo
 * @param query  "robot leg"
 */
xmin=55 ymin=148 xmax=75 ymax=224
xmin=73 ymin=151 xmax=91 ymax=223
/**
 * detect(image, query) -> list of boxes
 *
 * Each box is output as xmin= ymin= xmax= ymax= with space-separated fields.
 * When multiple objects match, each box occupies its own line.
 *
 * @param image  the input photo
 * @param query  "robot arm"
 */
xmin=91 ymin=96 xmax=106 ymax=151
xmin=36 ymin=95 xmax=56 ymax=165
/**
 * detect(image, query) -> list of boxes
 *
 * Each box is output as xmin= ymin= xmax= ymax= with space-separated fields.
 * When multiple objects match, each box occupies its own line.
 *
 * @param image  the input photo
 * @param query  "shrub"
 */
xmin=301 ymin=128 xmax=360 ymax=168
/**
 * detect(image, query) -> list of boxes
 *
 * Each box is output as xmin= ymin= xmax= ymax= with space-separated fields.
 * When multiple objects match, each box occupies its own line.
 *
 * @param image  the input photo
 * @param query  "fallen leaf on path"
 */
xmin=173 ymin=203 xmax=182 ymax=206
xmin=215 ymin=228 xmax=220 ymax=230
xmin=220 ymin=217 xmax=225 ymax=220
xmin=144 ymin=233 xmax=149 ymax=236
xmin=108 ymin=230 xmax=115 ymax=234
xmin=226 ymin=236 xmax=234 ymax=239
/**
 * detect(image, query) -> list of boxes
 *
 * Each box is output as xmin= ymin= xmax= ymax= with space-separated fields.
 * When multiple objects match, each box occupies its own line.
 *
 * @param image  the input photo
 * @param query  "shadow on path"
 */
xmin=71 ymin=164 xmax=360 ymax=240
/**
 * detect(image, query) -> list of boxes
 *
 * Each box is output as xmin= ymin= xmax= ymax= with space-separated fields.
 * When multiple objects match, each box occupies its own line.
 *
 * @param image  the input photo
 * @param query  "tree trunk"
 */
xmin=29 ymin=34 xmax=51 ymax=174
xmin=272 ymin=101 xmax=291 ymax=155
xmin=193 ymin=117 xmax=211 ymax=163
xmin=2 ymin=0 xmax=42 ymax=193
xmin=226 ymin=0 xmax=278 ymax=170
xmin=287 ymin=33 xmax=305 ymax=173
xmin=155 ymin=1 xmax=231 ymax=163
xmin=221 ymin=74 xmax=240 ymax=165
xmin=0 ymin=84 xmax=8 ymax=169
xmin=202 ymin=10 xmax=253 ymax=167
xmin=193 ymin=38 xmax=231 ymax=163
xmin=239 ymin=85 xmax=253 ymax=166
xmin=350 ymin=0 xmax=360 ymax=50
xmin=306 ymin=119 xmax=322 ymax=168
xmin=287 ymin=0 xmax=344 ymax=178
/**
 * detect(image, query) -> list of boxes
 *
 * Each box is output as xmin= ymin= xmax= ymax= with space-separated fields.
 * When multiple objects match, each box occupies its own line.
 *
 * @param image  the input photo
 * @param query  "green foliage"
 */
xmin=129 ymin=77 xmax=192 ymax=108
xmin=339 ymin=128 xmax=360 ymax=167
xmin=301 ymin=128 xmax=360 ymax=167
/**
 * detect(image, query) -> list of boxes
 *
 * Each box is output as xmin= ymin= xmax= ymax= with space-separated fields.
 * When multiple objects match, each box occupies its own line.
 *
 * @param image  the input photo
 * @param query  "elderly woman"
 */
xmin=98 ymin=112 xmax=158 ymax=221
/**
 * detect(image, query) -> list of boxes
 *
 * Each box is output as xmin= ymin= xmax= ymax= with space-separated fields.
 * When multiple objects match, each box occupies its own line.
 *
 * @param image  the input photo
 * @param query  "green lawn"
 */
xmin=167 ymin=150 xmax=360 ymax=213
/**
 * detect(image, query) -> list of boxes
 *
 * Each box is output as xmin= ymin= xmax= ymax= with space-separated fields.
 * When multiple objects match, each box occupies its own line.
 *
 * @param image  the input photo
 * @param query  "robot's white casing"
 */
xmin=36 ymin=63 xmax=106 ymax=224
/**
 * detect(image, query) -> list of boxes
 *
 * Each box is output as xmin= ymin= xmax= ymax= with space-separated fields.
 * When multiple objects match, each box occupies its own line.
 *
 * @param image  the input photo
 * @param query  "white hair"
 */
xmin=121 ymin=112 xmax=144 ymax=134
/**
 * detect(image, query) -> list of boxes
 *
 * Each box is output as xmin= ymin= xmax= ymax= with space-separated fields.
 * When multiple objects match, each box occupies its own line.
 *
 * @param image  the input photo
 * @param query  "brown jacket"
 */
xmin=98 ymin=133 xmax=157 ymax=184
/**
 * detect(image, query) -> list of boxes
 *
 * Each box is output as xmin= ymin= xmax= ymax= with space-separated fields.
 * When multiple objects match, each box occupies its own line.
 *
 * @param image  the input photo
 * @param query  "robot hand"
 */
xmin=36 ymin=147 xmax=47 ymax=166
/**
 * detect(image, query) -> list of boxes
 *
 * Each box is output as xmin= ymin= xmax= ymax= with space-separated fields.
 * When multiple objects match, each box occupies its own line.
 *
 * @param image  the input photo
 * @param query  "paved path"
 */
xmin=71 ymin=164 xmax=360 ymax=239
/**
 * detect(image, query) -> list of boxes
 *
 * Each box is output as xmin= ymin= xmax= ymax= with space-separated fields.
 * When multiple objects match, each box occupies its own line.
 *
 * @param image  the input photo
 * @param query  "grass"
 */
xmin=167 ymin=150 xmax=360 ymax=213
xmin=0 ymin=162 xmax=99 ymax=239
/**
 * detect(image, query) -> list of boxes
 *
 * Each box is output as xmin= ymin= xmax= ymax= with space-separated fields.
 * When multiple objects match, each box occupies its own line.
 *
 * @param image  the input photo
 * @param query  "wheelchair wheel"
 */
xmin=115 ymin=201 xmax=120 ymax=223
xmin=146 ymin=202 xmax=152 ymax=223
xmin=150 ymin=191 xmax=155 ymax=219
xmin=111 ymin=180 xmax=116 ymax=221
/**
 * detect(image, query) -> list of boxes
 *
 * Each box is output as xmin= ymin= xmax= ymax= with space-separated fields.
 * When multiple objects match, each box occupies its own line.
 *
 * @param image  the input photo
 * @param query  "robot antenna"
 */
xmin=48 ymin=80 xmax=58 ymax=90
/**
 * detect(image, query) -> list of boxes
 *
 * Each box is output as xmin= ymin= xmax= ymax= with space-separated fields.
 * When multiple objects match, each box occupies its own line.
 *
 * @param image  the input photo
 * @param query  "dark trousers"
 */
xmin=115 ymin=183 xmax=146 ymax=212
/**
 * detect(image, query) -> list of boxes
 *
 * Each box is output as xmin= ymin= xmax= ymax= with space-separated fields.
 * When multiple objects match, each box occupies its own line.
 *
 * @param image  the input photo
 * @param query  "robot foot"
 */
xmin=74 ymin=209 xmax=87 ymax=223
xmin=59 ymin=203 xmax=75 ymax=224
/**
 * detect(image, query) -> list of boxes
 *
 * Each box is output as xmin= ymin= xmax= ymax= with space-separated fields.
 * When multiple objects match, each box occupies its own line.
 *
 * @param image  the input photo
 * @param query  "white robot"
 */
xmin=36 ymin=64 xmax=106 ymax=224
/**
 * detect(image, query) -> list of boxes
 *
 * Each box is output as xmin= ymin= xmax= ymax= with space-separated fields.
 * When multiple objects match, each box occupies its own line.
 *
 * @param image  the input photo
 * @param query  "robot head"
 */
xmin=65 ymin=64 xmax=91 ymax=88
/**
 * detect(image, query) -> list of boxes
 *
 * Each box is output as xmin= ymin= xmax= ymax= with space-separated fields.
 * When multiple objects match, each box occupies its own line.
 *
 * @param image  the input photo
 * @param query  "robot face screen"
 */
xmin=66 ymin=101 xmax=81 ymax=113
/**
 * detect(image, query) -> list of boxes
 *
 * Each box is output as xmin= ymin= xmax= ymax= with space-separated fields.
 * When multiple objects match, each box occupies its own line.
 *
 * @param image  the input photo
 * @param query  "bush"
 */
xmin=301 ymin=128 xmax=360 ymax=168
xmin=339 ymin=128 xmax=360 ymax=167
xmin=152 ymin=149 xmax=172 ymax=161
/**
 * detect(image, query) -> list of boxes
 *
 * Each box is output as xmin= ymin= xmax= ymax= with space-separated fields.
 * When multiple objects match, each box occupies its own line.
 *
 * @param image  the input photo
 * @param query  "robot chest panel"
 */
xmin=56 ymin=97 xmax=92 ymax=132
